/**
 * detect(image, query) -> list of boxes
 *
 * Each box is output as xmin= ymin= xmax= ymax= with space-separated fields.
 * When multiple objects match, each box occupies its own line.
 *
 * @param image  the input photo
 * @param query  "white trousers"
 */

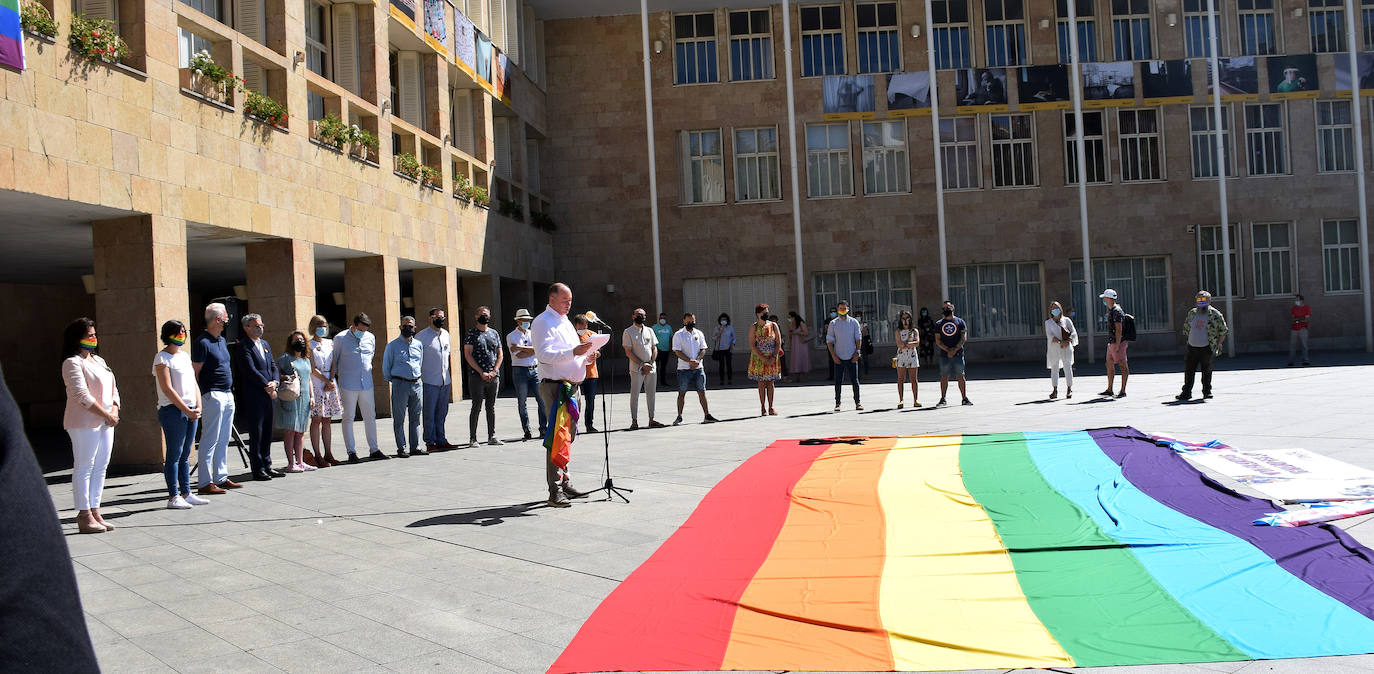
xmin=69 ymin=425 xmax=114 ymax=510
xmin=628 ymin=368 xmax=656 ymax=423
xmin=1049 ymin=354 xmax=1074 ymax=389
xmin=338 ymin=388 xmax=378 ymax=454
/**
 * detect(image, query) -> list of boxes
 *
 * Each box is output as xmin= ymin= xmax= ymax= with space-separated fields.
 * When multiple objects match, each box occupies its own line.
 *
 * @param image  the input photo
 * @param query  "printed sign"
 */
xmin=1141 ymin=59 xmax=1193 ymax=106
xmin=886 ymin=72 xmax=931 ymax=117
xmin=1267 ymin=54 xmax=1318 ymax=100
xmin=823 ymin=75 xmax=876 ymax=120
xmin=1333 ymin=52 xmax=1374 ymax=95
xmin=1081 ymin=61 xmax=1135 ymax=108
xmin=1186 ymin=447 xmax=1374 ymax=503
xmin=390 ymin=0 xmax=417 ymax=31
xmin=1206 ymin=57 xmax=1258 ymax=102
xmin=1016 ymin=65 xmax=1070 ymax=111
xmin=453 ymin=10 xmax=476 ymax=77
xmin=955 ymin=68 xmax=1009 ymax=114
xmin=423 ymin=0 xmax=447 ymax=55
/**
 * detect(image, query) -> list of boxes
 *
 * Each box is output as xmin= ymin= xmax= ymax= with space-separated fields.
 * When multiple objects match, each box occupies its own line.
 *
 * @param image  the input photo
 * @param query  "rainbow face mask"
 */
xmin=169 ymin=332 xmax=187 ymax=346
xmin=79 ymin=336 xmax=98 ymax=351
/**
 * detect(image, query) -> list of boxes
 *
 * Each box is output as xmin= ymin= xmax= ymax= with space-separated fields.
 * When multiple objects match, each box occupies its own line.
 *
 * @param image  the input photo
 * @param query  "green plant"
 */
xmin=418 ymin=164 xmax=441 ymax=188
xmin=453 ymin=174 xmax=473 ymax=200
xmin=497 ymin=198 xmax=524 ymax=221
xmin=470 ymin=185 xmax=489 ymax=207
xmin=187 ymin=50 xmax=244 ymax=95
xmin=531 ymin=210 xmax=556 ymax=231
xmin=244 ymin=90 xmax=288 ymax=126
xmin=355 ymin=128 xmax=378 ymax=150
xmin=20 ymin=2 xmax=58 ymax=38
xmin=69 ymin=14 xmax=128 ymax=63
xmin=396 ymin=152 xmax=421 ymax=179
xmin=314 ymin=114 xmax=349 ymax=147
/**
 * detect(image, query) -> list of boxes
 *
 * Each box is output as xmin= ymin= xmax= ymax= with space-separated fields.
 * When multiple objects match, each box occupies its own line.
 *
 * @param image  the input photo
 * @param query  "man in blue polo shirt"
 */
xmin=190 ymin=302 xmax=242 ymax=494
xmin=935 ymin=300 xmax=972 ymax=407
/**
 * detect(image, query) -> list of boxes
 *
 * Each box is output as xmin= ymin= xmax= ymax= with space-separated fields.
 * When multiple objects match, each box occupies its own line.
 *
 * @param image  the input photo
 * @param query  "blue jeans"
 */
xmin=582 ymin=378 xmax=599 ymax=430
xmin=390 ymin=380 xmax=422 ymax=451
xmin=833 ymin=359 xmax=860 ymax=405
xmin=159 ymin=405 xmax=198 ymax=497
xmin=197 ymin=390 xmax=234 ymax=487
xmin=512 ymin=366 xmax=546 ymax=435
xmin=422 ymin=382 xmax=450 ymax=446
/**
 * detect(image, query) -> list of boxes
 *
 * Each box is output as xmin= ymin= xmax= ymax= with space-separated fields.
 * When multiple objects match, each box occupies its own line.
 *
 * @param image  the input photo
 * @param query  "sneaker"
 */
xmin=672 ymin=416 xmax=682 ymax=426
xmin=411 ymin=448 xmax=428 ymax=456
xmin=523 ymin=430 xmax=533 ymax=441
xmin=285 ymin=465 xmax=304 ymax=473
xmin=1203 ymin=392 xmax=1213 ymax=399
xmin=468 ymin=437 xmax=479 ymax=447
xmin=855 ymin=403 xmax=864 ymax=411
xmin=488 ymin=436 xmax=505 ymax=446
xmin=547 ymin=490 xmax=571 ymax=508
xmin=302 ymin=463 xmax=318 ymax=471
xmin=962 ymin=398 xmax=973 ymax=406
xmin=368 ymin=451 xmax=390 ymax=461
xmin=936 ymin=398 xmax=947 ymax=407
xmin=1098 ymin=389 xmax=1114 ymax=397
xmin=1116 ymin=391 xmax=1127 ymax=398
xmin=396 ymin=450 xmax=410 ymax=458
xmin=347 ymin=453 xmax=361 ymax=464
xmin=834 ymin=404 xmax=841 ymax=412
xmin=166 ymin=495 xmax=193 ymax=510
xmin=703 ymin=415 xmax=719 ymax=423
xmin=1175 ymin=393 xmax=1191 ymax=401
xmin=183 ymin=493 xmax=210 ymax=506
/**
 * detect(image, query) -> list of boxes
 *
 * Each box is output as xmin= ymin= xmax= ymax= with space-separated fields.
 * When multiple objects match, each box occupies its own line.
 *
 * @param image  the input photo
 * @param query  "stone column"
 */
xmin=245 ymin=239 xmax=316 ymax=355
xmin=345 ymin=255 xmax=399 ymax=416
xmin=91 ymin=215 xmax=189 ymax=467
xmin=413 ymin=266 xmax=460 ymax=402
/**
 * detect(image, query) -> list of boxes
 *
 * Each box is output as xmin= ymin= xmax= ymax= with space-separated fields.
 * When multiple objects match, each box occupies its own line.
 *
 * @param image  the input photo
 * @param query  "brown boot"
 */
xmin=77 ymin=510 xmax=106 ymax=534
xmin=324 ymin=451 xmax=342 ymax=467
xmin=92 ymin=508 xmax=114 ymax=530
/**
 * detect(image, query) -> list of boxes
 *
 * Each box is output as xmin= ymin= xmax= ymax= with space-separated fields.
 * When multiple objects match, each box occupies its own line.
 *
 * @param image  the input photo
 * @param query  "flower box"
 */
xmin=179 ymin=68 xmax=232 ymax=105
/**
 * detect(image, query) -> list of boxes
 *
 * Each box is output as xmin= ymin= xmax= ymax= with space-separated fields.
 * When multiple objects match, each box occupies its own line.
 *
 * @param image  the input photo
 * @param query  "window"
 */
xmin=307 ymin=91 xmax=325 ymax=121
xmin=1317 ymin=100 xmax=1355 ymax=173
xmin=947 ymin=263 xmax=1043 ymax=338
xmin=940 ymin=117 xmax=981 ymax=189
xmin=1118 ymin=109 xmax=1163 ymax=182
xmin=734 ymin=127 xmax=781 ymax=201
xmin=812 ymin=269 xmax=914 ymax=345
xmin=1065 ymin=111 xmax=1108 ymax=184
xmin=932 ymin=0 xmax=972 ymax=69
xmin=331 ymin=2 xmax=359 ymax=94
xmin=305 ymin=0 xmax=330 ymax=78
xmin=1056 ymin=0 xmax=1098 ymax=63
xmin=179 ymin=0 xmax=222 ymax=22
xmin=991 ymin=114 xmax=1036 ymax=187
xmin=1071 ymin=257 xmax=1171 ymax=332
xmin=675 ymin=12 xmax=718 ymax=85
xmin=177 ymin=27 xmax=212 ymax=68
xmin=1197 ymin=224 xmax=1242 ymax=298
xmin=1190 ymin=106 xmax=1233 ymax=178
xmin=729 ymin=9 xmax=773 ymax=81
xmin=1111 ymin=0 xmax=1152 ymax=60
xmin=1323 ymin=219 xmax=1362 ymax=293
xmin=1364 ymin=0 xmax=1374 ymax=49
xmin=801 ymin=4 xmax=845 ymax=77
xmin=1310 ymin=0 xmax=1347 ymax=52
xmin=856 ymin=2 xmax=900 ymax=73
xmin=681 ymin=129 xmax=725 ymax=204
xmin=807 ymin=122 xmax=853 ymax=197
xmin=862 ymin=120 xmax=909 ymax=194
xmin=1251 ymin=222 xmax=1295 ymax=296
xmin=985 ymin=0 xmax=1027 ymax=66
xmin=1182 ymin=0 xmax=1217 ymax=59
xmin=1244 ymin=103 xmax=1286 ymax=176
xmin=1238 ymin=0 xmax=1277 ymax=55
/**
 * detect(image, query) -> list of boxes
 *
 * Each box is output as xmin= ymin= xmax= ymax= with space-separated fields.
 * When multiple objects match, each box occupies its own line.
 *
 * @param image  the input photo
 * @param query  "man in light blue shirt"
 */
xmin=330 ymin=313 xmax=385 ymax=462
xmin=825 ymin=300 xmax=864 ymax=412
xmin=382 ymin=316 xmax=425 ymax=458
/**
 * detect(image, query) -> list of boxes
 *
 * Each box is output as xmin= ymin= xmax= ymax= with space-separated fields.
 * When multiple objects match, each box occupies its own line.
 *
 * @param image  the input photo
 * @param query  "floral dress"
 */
xmin=747 ymin=322 xmax=782 ymax=382
xmin=895 ymin=328 xmax=919 ymax=368
xmin=309 ymin=337 xmax=342 ymax=418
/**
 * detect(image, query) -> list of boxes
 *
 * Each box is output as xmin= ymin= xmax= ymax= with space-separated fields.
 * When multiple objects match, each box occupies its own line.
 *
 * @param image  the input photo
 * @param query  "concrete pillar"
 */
xmin=345 ymin=255 xmax=399 ymax=416
xmin=91 ymin=215 xmax=189 ymax=466
xmin=413 ymin=266 xmax=460 ymax=402
xmin=245 ymin=239 xmax=315 ymax=355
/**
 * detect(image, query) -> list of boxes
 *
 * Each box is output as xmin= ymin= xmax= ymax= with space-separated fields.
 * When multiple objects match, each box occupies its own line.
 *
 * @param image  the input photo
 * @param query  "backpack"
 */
xmin=1121 ymin=313 xmax=1137 ymax=342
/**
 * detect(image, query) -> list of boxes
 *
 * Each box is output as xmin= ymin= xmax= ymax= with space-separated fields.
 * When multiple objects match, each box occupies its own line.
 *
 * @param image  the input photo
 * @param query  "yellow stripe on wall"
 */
xmin=877 ymin=435 xmax=1075 ymax=670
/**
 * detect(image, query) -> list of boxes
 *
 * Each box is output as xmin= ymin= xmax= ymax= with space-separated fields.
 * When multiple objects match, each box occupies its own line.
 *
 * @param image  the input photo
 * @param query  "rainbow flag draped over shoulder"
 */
xmin=0 ymin=0 xmax=24 ymax=71
xmin=542 ymin=382 xmax=579 ymax=470
xmin=550 ymin=428 xmax=1374 ymax=673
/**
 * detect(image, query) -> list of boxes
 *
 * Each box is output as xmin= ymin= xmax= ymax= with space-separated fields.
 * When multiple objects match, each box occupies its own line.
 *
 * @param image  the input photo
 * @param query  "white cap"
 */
xmin=1099 ymin=289 xmax=1118 ymax=299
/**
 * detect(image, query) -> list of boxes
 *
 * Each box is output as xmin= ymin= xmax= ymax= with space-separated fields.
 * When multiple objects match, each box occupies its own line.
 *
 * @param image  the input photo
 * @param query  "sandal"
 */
xmin=768 ymin=408 xmax=777 ymax=416
xmin=1049 ymin=389 xmax=1058 ymax=400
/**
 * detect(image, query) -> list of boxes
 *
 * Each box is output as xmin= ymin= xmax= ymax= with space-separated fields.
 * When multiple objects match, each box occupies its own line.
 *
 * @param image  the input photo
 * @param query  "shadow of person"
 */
xmin=408 ymin=501 xmax=546 ymax=528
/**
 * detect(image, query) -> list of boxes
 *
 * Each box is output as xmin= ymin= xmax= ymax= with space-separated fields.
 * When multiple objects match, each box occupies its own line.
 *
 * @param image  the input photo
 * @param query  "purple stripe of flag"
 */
xmin=1091 ymin=427 xmax=1374 ymax=621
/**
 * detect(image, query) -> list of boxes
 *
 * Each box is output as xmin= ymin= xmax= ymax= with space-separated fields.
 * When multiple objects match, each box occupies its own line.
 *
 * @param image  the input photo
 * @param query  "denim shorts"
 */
xmin=677 ymin=368 xmax=706 ymax=393
xmin=938 ymin=352 xmax=966 ymax=378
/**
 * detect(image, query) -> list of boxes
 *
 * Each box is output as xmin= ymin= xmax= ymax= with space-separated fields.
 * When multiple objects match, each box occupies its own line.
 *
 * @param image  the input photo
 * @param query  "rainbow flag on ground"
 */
xmin=542 ymin=382 xmax=579 ymax=469
xmin=550 ymin=428 xmax=1374 ymax=673
xmin=0 ymin=0 xmax=24 ymax=71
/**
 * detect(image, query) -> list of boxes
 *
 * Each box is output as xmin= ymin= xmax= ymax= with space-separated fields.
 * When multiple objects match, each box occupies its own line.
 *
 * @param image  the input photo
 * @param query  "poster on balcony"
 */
xmin=1081 ymin=62 xmax=1135 ymax=108
xmin=955 ymin=68 xmax=1008 ymax=114
xmin=491 ymin=50 xmax=512 ymax=105
xmin=1333 ymin=52 xmax=1374 ymax=95
xmin=1015 ymin=65 xmax=1069 ymax=111
xmin=1267 ymin=54 xmax=1318 ymax=100
xmin=822 ymin=75 xmax=876 ymax=120
xmin=1206 ymin=57 xmax=1258 ymax=102
xmin=885 ymin=72 xmax=931 ymax=117
xmin=423 ymin=0 xmax=447 ymax=56
xmin=1141 ymin=59 xmax=1192 ymax=106
xmin=453 ymin=10 xmax=475 ymax=78
xmin=475 ymin=31 xmax=492 ymax=85
xmin=0 ymin=0 xmax=23 ymax=72
xmin=389 ymin=0 xmax=417 ymax=32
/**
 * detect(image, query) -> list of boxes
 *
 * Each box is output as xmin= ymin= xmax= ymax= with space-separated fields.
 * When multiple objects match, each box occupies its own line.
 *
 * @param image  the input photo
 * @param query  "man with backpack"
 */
xmin=1177 ymin=290 xmax=1229 ymax=401
xmin=1099 ymin=289 xmax=1129 ymax=398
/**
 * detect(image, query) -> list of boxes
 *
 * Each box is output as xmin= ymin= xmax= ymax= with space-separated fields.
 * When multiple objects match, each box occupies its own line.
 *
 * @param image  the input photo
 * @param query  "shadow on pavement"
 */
xmin=408 ymin=501 xmax=547 ymax=528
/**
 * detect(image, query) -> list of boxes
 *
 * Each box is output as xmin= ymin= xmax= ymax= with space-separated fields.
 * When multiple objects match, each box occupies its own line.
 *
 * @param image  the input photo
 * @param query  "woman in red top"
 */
xmin=1288 ymin=294 xmax=1311 ymax=366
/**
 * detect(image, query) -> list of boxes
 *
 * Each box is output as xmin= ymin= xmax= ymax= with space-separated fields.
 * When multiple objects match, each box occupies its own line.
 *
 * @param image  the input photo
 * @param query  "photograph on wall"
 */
xmin=1267 ymin=54 xmax=1319 ymax=100
xmin=886 ymin=72 xmax=931 ymax=116
xmin=453 ymin=10 xmax=476 ymax=76
xmin=823 ymin=75 xmax=876 ymax=120
xmin=1207 ymin=56 xmax=1258 ymax=101
xmin=493 ymin=51 xmax=512 ymax=104
xmin=956 ymin=68 xmax=1008 ymax=106
xmin=1016 ymin=65 xmax=1070 ymax=110
xmin=389 ymin=0 xmax=416 ymax=30
xmin=1081 ymin=61 xmax=1135 ymax=107
xmin=1333 ymin=52 xmax=1374 ymax=93
xmin=475 ymin=30 xmax=492 ymax=84
xmin=1141 ymin=59 xmax=1192 ymax=105
xmin=423 ymin=0 xmax=447 ymax=53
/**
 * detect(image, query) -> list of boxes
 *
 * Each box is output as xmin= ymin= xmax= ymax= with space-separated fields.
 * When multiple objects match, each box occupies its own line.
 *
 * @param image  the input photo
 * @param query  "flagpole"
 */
xmin=925 ymin=0 xmax=948 ymax=301
xmin=1345 ymin=0 xmax=1372 ymax=351
xmin=1206 ymin=0 xmax=1235 ymax=356
xmin=1067 ymin=0 xmax=1094 ymax=362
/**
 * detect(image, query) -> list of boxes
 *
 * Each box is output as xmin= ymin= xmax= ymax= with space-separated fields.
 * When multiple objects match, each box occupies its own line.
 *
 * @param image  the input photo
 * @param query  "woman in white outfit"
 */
xmin=61 ymin=317 xmax=120 ymax=534
xmin=1045 ymin=301 xmax=1077 ymax=400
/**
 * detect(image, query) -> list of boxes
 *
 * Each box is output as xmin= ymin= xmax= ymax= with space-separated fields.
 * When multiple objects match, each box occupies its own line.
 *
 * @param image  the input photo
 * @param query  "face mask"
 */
xmin=79 ymin=336 xmax=98 ymax=351
xmin=758 ymin=314 xmax=768 ymax=322
xmin=1103 ymin=299 xmax=1110 ymax=307
xmin=352 ymin=328 xmax=367 ymax=340
xmin=633 ymin=315 xmax=645 ymax=325
xmin=315 ymin=327 xmax=328 ymax=338
xmin=521 ymin=321 xmax=531 ymax=330
xmin=432 ymin=317 xmax=445 ymax=328
xmin=477 ymin=315 xmax=489 ymax=325
xmin=720 ymin=319 xmax=727 ymax=326
xmin=920 ymin=310 xmax=928 ymax=317
xmin=837 ymin=309 xmax=848 ymax=317
xmin=1294 ymin=300 xmax=1303 ymax=306
xmin=658 ymin=318 xmax=667 ymax=325
xmin=829 ymin=312 xmax=837 ymax=318
xmin=685 ymin=322 xmax=696 ymax=331
xmin=292 ymin=339 xmax=307 ymax=352
xmin=169 ymin=332 xmax=187 ymax=346
xmin=1051 ymin=308 xmax=1061 ymax=317
xmin=1197 ymin=301 xmax=1209 ymax=309
xmin=942 ymin=308 xmax=953 ymax=316
xmin=401 ymin=325 xmax=416 ymax=338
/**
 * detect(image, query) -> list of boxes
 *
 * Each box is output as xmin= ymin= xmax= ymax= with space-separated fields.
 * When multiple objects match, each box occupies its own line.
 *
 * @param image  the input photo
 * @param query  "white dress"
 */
xmin=1045 ymin=317 xmax=1077 ymax=370
xmin=894 ymin=328 xmax=919 ymax=368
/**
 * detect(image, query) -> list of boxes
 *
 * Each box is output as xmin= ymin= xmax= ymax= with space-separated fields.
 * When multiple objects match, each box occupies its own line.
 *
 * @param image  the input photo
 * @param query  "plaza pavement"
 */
xmin=43 ymin=351 xmax=1374 ymax=674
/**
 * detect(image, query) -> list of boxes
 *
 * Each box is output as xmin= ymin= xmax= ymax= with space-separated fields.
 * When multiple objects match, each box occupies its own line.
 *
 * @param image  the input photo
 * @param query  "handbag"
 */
xmin=278 ymin=370 xmax=301 ymax=401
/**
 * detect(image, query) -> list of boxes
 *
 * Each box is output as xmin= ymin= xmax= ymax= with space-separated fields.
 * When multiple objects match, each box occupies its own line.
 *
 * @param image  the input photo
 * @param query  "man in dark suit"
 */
xmin=233 ymin=313 xmax=280 ymax=481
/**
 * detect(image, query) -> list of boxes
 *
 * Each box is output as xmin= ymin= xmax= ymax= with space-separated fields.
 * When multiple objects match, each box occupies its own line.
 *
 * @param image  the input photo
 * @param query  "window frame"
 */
xmin=800 ymin=3 xmax=846 ymax=77
xmin=1118 ymin=107 xmax=1165 ymax=183
xmin=1056 ymin=0 xmax=1098 ymax=63
xmin=946 ymin=262 xmax=1046 ymax=339
xmin=932 ymin=0 xmax=973 ymax=70
xmin=1315 ymin=99 xmax=1356 ymax=174
xmin=1237 ymin=0 xmax=1279 ymax=56
xmin=855 ymin=1 xmax=902 ymax=74
xmin=1363 ymin=0 xmax=1374 ymax=50
xmin=674 ymin=11 xmax=720 ymax=86
xmin=1244 ymin=102 xmax=1288 ymax=177
xmin=681 ymin=128 xmax=726 ymax=205
xmin=1250 ymin=221 xmax=1297 ymax=298
xmin=1196 ymin=223 xmax=1244 ymax=299
xmin=728 ymin=8 xmax=775 ymax=82
xmin=304 ymin=0 xmax=331 ymax=80
xmin=1322 ymin=218 xmax=1363 ymax=294
xmin=1189 ymin=104 xmax=1235 ymax=180
xmin=939 ymin=115 xmax=982 ymax=190
xmin=806 ymin=121 xmax=855 ymax=198
xmin=1111 ymin=0 xmax=1154 ymax=61
xmin=811 ymin=268 xmax=915 ymax=346
xmin=861 ymin=118 xmax=911 ymax=195
xmin=1309 ymin=0 xmax=1348 ymax=53
xmin=1070 ymin=256 xmax=1173 ymax=333
xmin=984 ymin=0 xmax=1028 ymax=67
xmin=1064 ymin=110 xmax=1110 ymax=185
xmin=1181 ymin=0 xmax=1219 ymax=59
xmin=990 ymin=113 xmax=1037 ymax=188
xmin=733 ymin=126 xmax=782 ymax=202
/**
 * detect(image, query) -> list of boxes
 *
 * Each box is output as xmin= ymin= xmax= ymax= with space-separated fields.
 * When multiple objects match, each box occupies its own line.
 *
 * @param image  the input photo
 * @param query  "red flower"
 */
xmin=90 ymin=29 xmax=99 ymax=37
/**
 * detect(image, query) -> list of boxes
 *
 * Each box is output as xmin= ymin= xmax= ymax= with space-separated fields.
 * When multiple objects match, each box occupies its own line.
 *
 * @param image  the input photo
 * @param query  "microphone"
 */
xmin=583 ymin=311 xmax=611 ymax=330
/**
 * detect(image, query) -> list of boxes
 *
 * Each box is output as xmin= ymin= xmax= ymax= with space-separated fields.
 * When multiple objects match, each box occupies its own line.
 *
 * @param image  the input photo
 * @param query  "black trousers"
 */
xmin=468 ymin=372 xmax=499 ymax=440
xmin=242 ymin=396 xmax=274 ymax=473
xmin=1182 ymin=346 xmax=1214 ymax=396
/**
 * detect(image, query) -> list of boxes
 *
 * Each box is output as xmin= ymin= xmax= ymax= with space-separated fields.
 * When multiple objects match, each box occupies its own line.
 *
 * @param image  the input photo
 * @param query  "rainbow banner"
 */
xmin=0 ymin=0 xmax=23 ymax=71
xmin=542 ymin=382 xmax=579 ymax=470
xmin=551 ymin=428 xmax=1374 ymax=673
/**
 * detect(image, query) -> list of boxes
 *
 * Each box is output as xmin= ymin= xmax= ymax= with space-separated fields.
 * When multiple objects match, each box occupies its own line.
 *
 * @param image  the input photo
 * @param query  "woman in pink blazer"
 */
xmin=61 ymin=317 xmax=121 ymax=534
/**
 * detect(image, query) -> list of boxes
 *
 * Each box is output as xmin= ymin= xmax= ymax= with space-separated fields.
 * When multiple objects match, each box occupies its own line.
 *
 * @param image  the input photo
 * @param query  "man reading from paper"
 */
xmin=531 ymin=283 xmax=597 ymax=507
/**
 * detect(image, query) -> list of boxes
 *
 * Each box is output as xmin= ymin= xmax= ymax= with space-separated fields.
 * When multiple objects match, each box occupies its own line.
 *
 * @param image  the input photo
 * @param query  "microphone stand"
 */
xmin=583 ymin=318 xmax=632 ymax=503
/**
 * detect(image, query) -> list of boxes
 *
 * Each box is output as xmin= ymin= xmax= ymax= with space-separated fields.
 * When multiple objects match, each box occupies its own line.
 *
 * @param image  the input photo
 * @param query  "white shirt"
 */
xmin=416 ymin=326 xmax=451 ymax=385
xmin=673 ymin=328 xmax=709 ymax=370
xmin=531 ymin=305 xmax=586 ymax=383
xmin=506 ymin=327 xmax=537 ymax=367
xmin=309 ymin=337 xmax=334 ymax=378
xmin=152 ymin=349 xmax=198 ymax=408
